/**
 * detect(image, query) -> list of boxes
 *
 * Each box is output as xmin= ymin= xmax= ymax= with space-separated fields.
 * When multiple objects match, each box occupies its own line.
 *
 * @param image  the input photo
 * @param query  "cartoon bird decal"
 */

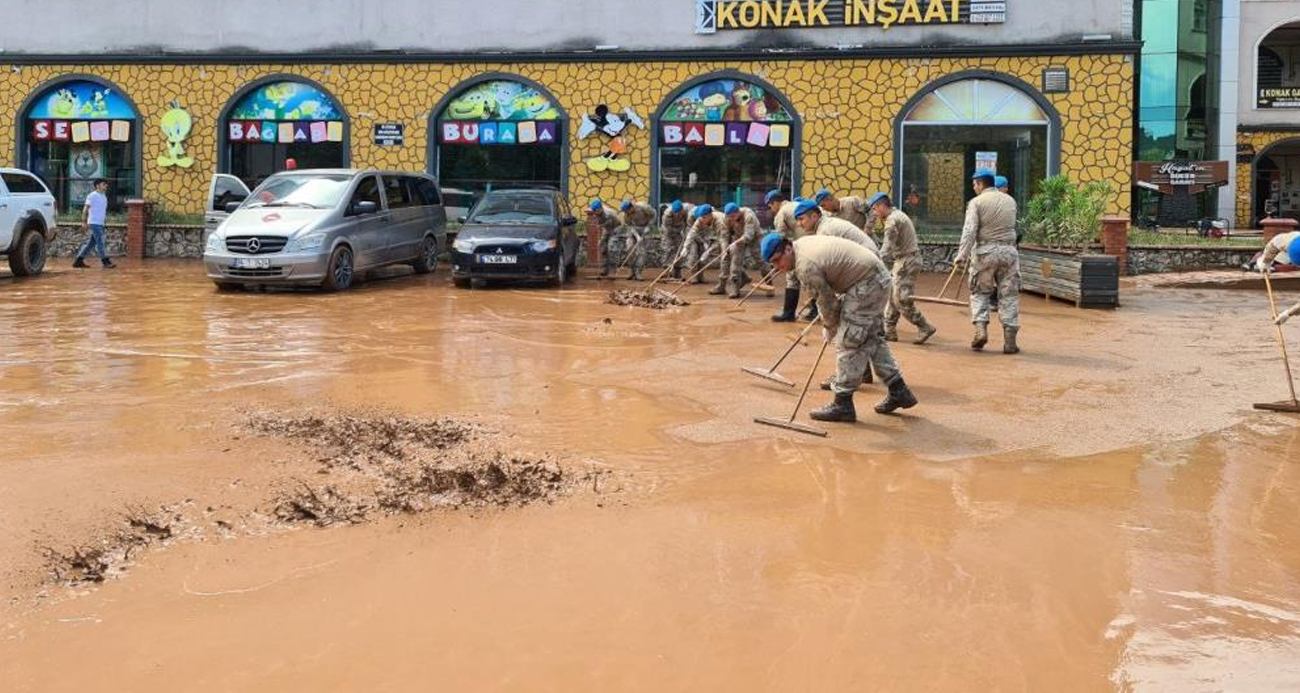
xmin=156 ymin=101 xmax=194 ymax=169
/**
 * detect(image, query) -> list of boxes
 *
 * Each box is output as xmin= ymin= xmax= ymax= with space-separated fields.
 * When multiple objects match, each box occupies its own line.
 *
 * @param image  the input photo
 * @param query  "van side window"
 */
xmin=349 ymin=175 xmax=382 ymax=214
xmin=414 ymin=178 xmax=442 ymax=206
xmin=382 ymin=176 xmax=414 ymax=210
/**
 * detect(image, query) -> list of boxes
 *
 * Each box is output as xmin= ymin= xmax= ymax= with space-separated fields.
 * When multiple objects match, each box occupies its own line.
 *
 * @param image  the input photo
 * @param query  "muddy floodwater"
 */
xmin=2 ymin=261 xmax=1299 ymax=691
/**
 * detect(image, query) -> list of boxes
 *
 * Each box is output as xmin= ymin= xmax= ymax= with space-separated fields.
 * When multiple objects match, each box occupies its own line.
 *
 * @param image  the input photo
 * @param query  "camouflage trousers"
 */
xmin=661 ymin=229 xmax=685 ymax=272
xmin=600 ymin=228 xmax=647 ymax=273
xmin=682 ymin=235 xmax=712 ymax=277
xmin=883 ymin=254 xmax=930 ymax=330
xmin=833 ymin=274 xmax=901 ymax=395
xmin=968 ymin=245 xmax=1021 ymax=327
xmin=727 ymin=239 xmax=757 ymax=284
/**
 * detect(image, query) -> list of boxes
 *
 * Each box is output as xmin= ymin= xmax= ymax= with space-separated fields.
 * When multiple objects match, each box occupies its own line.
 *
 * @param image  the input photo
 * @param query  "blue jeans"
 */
xmin=75 ymin=224 xmax=109 ymax=264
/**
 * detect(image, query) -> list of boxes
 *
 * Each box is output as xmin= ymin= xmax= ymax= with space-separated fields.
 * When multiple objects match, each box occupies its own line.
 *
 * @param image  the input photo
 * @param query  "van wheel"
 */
xmin=412 ymin=236 xmax=439 ymax=274
xmin=9 ymin=229 xmax=47 ymax=277
xmin=322 ymin=245 xmax=354 ymax=292
xmin=214 ymin=281 xmax=241 ymax=292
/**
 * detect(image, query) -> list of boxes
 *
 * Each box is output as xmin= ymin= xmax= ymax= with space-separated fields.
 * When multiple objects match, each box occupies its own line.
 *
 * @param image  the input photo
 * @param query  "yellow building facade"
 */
xmin=0 ymin=54 xmax=1133 ymax=222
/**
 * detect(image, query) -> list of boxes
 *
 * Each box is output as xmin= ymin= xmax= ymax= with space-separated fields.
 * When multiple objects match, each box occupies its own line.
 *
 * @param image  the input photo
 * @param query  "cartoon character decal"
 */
xmin=661 ymin=79 xmax=793 ymax=124
xmin=28 ymin=81 xmax=135 ymax=121
xmin=577 ymin=104 xmax=645 ymax=173
xmin=440 ymin=80 xmax=560 ymax=122
xmin=156 ymin=101 xmax=194 ymax=169
xmin=228 ymin=82 xmax=341 ymax=121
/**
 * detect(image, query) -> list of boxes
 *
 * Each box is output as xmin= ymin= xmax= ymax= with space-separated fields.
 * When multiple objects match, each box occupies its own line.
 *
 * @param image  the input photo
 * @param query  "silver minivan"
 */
xmin=203 ymin=169 xmax=447 ymax=291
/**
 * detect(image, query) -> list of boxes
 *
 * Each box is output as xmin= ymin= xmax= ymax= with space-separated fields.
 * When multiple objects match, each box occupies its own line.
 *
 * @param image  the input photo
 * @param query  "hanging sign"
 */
xmin=1133 ymin=161 xmax=1229 ymax=195
xmin=374 ymin=123 xmax=404 ymax=146
xmin=695 ymin=0 xmax=1007 ymax=33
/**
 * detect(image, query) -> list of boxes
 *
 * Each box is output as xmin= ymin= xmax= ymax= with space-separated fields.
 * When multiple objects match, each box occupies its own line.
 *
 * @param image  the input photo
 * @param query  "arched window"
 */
xmin=1256 ymin=22 xmax=1300 ymax=108
xmin=219 ymin=78 xmax=348 ymax=187
xmin=896 ymin=73 xmax=1059 ymax=228
xmin=651 ymin=72 xmax=800 ymax=210
xmin=17 ymin=76 xmax=140 ymax=214
xmin=430 ymin=75 xmax=566 ymax=205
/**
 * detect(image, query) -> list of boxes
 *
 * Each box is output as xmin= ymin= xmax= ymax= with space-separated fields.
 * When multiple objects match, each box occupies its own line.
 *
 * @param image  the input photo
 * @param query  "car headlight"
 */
xmin=529 ymin=240 xmax=557 ymax=253
xmin=286 ymin=233 xmax=326 ymax=253
xmin=453 ymin=239 xmax=475 ymax=253
xmin=204 ymin=233 xmax=224 ymax=253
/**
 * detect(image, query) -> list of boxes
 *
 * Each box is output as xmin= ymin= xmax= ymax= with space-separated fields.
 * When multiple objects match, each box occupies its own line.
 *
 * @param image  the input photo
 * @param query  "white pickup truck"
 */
xmin=0 ymin=168 xmax=57 ymax=277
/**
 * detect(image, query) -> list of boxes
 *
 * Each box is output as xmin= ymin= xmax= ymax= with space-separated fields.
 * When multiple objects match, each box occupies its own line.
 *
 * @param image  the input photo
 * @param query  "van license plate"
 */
xmin=479 ymin=254 xmax=517 ymax=264
xmin=232 ymin=258 xmax=271 ymax=269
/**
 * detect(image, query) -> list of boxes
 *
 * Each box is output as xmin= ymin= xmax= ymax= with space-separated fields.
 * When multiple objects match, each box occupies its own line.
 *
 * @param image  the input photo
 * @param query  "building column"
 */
xmin=1217 ymin=0 xmax=1242 ymax=224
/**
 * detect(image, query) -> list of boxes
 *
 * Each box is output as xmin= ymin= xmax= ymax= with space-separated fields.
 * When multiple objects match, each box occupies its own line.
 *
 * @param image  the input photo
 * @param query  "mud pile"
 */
xmin=606 ymin=289 xmax=689 ymax=309
xmin=42 ymin=505 xmax=188 ymax=585
xmin=247 ymin=412 xmax=597 ymax=527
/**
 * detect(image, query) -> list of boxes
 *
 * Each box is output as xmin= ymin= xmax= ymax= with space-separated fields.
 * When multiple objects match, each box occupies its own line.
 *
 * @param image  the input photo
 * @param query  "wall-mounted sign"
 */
xmin=694 ymin=0 xmax=1007 ymax=33
xmin=660 ymin=78 xmax=794 ymax=148
xmin=1042 ymin=67 xmax=1070 ymax=94
xmin=1258 ymin=87 xmax=1300 ymax=109
xmin=374 ymin=123 xmax=404 ymax=146
xmin=31 ymin=119 xmax=131 ymax=143
xmin=437 ymin=80 xmax=561 ymax=147
xmin=975 ymin=151 xmax=998 ymax=173
xmin=440 ymin=120 xmax=558 ymax=145
xmin=1133 ymin=160 xmax=1229 ymax=195
xmin=228 ymin=120 xmax=343 ymax=143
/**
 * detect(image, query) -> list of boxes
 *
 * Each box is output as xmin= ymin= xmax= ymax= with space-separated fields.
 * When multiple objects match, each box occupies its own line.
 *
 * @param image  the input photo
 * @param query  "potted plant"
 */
xmin=1018 ymin=175 xmax=1121 ymax=308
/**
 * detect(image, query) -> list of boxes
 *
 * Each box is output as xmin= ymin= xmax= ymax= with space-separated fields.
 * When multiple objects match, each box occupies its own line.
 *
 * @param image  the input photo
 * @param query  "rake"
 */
xmin=742 ymin=315 xmax=822 ymax=387
xmin=1254 ymin=270 xmax=1300 ymax=414
xmin=754 ymin=338 xmax=831 ymax=438
xmin=914 ymin=263 xmax=967 ymax=307
xmin=669 ymin=251 xmax=724 ymax=297
xmin=588 ymin=234 xmax=644 ymax=281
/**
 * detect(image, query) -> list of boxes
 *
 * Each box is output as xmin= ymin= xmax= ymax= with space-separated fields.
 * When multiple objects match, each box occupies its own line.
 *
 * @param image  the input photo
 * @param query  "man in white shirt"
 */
xmin=73 ymin=178 xmax=116 ymax=269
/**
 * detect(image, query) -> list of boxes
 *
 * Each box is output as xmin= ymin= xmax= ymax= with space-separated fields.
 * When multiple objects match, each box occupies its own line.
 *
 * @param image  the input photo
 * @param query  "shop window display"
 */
xmin=222 ymin=80 xmax=347 ymax=187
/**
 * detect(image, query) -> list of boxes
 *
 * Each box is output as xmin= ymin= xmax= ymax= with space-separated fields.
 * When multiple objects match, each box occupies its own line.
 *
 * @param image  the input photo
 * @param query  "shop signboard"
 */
xmin=1133 ymin=160 xmax=1229 ymax=195
xmin=227 ymin=81 xmax=345 ymax=145
xmin=27 ymin=80 xmax=136 ymax=143
xmin=658 ymin=78 xmax=793 ymax=148
xmin=1258 ymin=87 xmax=1300 ymax=109
xmin=374 ymin=123 xmax=404 ymax=146
xmin=437 ymin=80 xmax=561 ymax=146
xmin=695 ymin=0 xmax=1007 ymax=33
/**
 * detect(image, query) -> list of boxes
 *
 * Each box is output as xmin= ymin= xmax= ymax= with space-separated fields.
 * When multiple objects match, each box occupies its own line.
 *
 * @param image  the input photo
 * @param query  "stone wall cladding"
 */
xmin=50 ymin=224 xmax=128 ymax=257
xmin=1236 ymin=130 xmax=1300 ymax=229
xmin=0 ymin=55 xmax=1133 ymax=218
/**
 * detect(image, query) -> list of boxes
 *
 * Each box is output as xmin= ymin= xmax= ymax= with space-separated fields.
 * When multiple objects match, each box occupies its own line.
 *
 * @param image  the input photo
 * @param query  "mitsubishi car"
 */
xmin=450 ymin=188 xmax=580 ymax=287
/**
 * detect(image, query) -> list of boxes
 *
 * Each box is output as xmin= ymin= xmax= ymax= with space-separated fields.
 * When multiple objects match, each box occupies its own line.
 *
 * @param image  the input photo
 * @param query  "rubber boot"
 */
xmin=874 ymin=376 xmax=918 ymax=415
xmin=801 ymin=301 xmax=819 ymax=322
xmin=1003 ymin=326 xmax=1020 ymax=355
xmin=883 ymin=322 xmax=899 ymax=342
xmin=913 ymin=320 xmax=937 ymax=345
xmin=691 ymin=267 xmax=706 ymax=284
xmin=772 ymin=288 xmax=799 ymax=322
xmin=727 ymin=277 xmax=742 ymax=299
xmin=971 ymin=322 xmax=989 ymax=351
xmin=599 ymin=263 xmax=611 ymax=278
xmin=670 ymin=265 xmax=682 ymax=280
xmin=810 ymin=393 xmax=857 ymax=423
xmin=708 ymin=277 xmax=728 ymax=295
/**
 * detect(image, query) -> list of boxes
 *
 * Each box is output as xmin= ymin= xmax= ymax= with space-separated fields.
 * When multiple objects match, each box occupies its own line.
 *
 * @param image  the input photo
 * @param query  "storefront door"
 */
xmin=221 ymin=79 xmax=348 ymax=188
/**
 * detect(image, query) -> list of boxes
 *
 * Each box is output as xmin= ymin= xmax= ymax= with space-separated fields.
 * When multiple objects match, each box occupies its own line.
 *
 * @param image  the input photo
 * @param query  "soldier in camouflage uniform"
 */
xmin=675 ymin=204 xmax=725 ymax=285
xmin=619 ymin=199 xmax=656 ymax=280
xmin=762 ymin=232 xmax=918 ymax=423
xmin=721 ymin=203 xmax=764 ymax=298
xmin=955 ymin=169 xmax=1021 ymax=354
xmin=765 ymin=189 xmax=804 ymax=322
xmin=870 ymin=192 xmax=936 ymax=345
xmin=659 ymin=199 xmax=695 ymax=280
xmin=815 ymin=188 xmax=870 ymax=231
xmin=587 ymin=199 xmax=624 ymax=278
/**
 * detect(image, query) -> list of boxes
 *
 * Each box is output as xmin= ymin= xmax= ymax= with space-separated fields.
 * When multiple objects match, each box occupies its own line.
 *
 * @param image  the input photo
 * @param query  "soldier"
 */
xmin=1257 ymin=230 xmax=1300 ymax=274
xmin=815 ymin=188 xmax=870 ymax=231
xmin=794 ymin=199 xmax=879 ymax=254
xmin=954 ymin=168 xmax=1021 ymax=354
xmin=761 ymin=231 xmax=918 ymax=423
xmin=995 ymin=175 xmax=1010 ymax=194
xmin=870 ymin=192 xmax=936 ymax=345
xmin=675 ymin=203 xmax=725 ymax=285
xmin=588 ymin=199 xmax=623 ymax=278
xmin=660 ymin=199 xmax=695 ymax=280
xmin=1277 ymin=298 xmax=1300 ymax=326
xmin=619 ymin=199 xmax=656 ymax=281
xmin=721 ymin=202 xmax=764 ymax=298
xmin=766 ymin=189 xmax=803 ymax=322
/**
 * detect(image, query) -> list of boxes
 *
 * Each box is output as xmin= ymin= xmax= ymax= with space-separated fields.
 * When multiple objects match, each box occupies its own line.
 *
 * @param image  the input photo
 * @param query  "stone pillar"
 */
xmin=1100 ymin=215 xmax=1130 ymax=275
xmin=1261 ymin=216 xmax=1299 ymax=246
xmin=125 ymin=199 xmax=153 ymax=260
xmin=585 ymin=215 xmax=601 ymax=268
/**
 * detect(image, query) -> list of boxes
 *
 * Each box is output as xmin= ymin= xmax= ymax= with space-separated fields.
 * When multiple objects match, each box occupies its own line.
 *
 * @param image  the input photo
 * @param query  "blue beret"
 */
xmin=814 ymin=188 xmax=832 ymax=203
xmin=763 ymin=189 xmax=784 ymax=205
xmin=793 ymin=199 xmax=820 ymax=218
xmin=994 ymin=176 xmax=1008 ymax=189
xmin=1289 ymin=236 xmax=1300 ymax=265
xmin=620 ymin=200 xmax=633 ymax=211
xmin=723 ymin=202 xmax=740 ymax=215
xmin=670 ymin=200 xmax=683 ymax=214
xmin=760 ymin=233 xmax=786 ymax=262
xmin=866 ymin=192 xmax=888 ymax=208
xmin=973 ymin=168 xmax=996 ymax=180
xmin=694 ymin=204 xmax=713 ymax=219
xmin=588 ymin=199 xmax=602 ymax=212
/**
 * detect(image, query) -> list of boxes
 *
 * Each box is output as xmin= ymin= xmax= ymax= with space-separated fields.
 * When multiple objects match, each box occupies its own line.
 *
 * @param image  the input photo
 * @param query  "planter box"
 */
xmin=1019 ymin=247 xmax=1119 ymax=309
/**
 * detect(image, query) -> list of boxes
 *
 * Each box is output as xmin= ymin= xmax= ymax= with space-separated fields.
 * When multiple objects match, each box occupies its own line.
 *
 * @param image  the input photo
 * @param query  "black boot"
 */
xmin=875 ymin=376 xmax=918 ymax=415
xmin=670 ymin=266 xmax=682 ymax=280
xmin=801 ymin=301 xmax=820 ymax=322
xmin=811 ymin=393 xmax=856 ymax=423
xmin=772 ymin=288 xmax=799 ymax=322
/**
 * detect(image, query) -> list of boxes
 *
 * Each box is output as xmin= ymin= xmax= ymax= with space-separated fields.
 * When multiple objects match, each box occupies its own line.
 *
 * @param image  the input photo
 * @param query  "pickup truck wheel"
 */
xmin=322 ymin=245 xmax=355 ymax=292
xmin=8 ymin=229 xmax=47 ymax=277
xmin=412 ymin=236 xmax=439 ymax=274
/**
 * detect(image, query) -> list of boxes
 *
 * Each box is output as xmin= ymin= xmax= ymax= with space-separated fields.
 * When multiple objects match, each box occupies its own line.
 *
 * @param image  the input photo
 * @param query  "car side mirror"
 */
xmin=457 ymin=215 xmax=468 ymax=224
xmin=224 ymin=201 xmax=243 ymax=213
xmin=561 ymin=215 xmax=578 ymax=227
xmin=353 ymin=200 xmax=378 ymax=216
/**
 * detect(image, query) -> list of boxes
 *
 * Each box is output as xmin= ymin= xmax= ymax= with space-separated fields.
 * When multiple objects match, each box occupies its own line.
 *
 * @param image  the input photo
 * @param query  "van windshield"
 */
xmin=245 ymin=174 xmax=353 ymax=210
xmin=467 ymin=195 xmax=554 ymax=224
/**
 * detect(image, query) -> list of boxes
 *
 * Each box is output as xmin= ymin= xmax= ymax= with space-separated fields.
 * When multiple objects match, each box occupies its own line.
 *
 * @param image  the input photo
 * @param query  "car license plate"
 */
xmin=479 ymin=254 xmax=517 ymax=264
xmin=232 ymin=257 xmax=271 ymax=269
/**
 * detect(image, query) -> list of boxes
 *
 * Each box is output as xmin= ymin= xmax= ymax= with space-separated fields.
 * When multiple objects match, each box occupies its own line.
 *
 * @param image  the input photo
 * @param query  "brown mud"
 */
xmin=607 ymin=287 xmax=690 ymax=308
xmin=2 ymin=261 xmax=1300 ymax=691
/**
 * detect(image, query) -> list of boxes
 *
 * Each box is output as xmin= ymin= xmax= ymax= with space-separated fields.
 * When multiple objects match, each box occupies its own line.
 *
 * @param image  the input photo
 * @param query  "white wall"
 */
xmin=1238 ymin=0 xmax=1300 ymax=126
xmin=0 ymin=0 xmax=1132 ymax=55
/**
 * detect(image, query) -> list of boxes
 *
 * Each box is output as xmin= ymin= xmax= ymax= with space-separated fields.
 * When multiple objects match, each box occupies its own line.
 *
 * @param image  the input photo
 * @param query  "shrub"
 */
xmin=1023 ymin=175 xmax=1112 ymax=250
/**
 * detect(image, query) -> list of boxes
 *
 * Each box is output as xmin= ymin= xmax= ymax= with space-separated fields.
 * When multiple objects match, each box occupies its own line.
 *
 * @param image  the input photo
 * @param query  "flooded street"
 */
xmin=2 ymin=260 xmax=1299 ymax=691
